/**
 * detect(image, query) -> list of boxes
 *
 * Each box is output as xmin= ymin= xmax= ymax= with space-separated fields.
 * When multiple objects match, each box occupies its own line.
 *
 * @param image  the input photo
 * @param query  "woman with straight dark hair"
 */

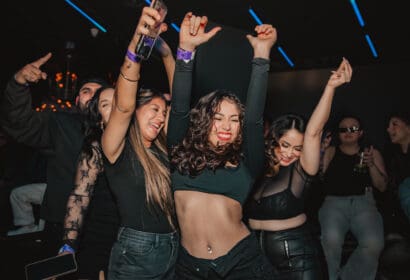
xmin=167 ymin=12 xmax=277 ymax=279
xmin=245 ymin=59 xmax=353 ymax=279
xmin=101 ymin=7 xmax=177 ymax=280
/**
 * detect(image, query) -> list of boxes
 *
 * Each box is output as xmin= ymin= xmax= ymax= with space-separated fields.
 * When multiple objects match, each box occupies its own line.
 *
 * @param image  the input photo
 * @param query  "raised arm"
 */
xmin=243 ymin=24 xmax=277 ymax=177
xmin=0 ymin=53 xmax=53 ymax=148
xmin=300 ymin=58 xmax=352 ymax=175
xmin=62 ymin=144 xmax=103 ymax=252
xmin=167 ymin=12 xmax=221 ymax=148
xmin=102 ymin=7 xmax=165 ymax=163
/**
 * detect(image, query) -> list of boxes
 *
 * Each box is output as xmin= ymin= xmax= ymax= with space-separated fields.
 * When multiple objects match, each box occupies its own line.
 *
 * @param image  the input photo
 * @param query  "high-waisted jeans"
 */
xmin=255 ymin=223 xmax=328 ymax=280
xmin=108 ymin=227 xmax=179 ymax=280
xmin=175 ymin=232 xmax=276 ymax=279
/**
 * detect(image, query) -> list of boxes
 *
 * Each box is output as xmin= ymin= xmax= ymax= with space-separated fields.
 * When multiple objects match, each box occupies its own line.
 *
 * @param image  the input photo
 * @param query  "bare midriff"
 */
xmin=248 ymin=213 xmax=307 ymax=232
xmin=175 ymin=190 xmax=250 ymax=259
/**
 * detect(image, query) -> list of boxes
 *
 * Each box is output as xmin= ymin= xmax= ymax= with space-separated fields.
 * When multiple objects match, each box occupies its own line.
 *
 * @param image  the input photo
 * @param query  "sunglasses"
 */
xmin=338 ymin=126 xmax=361 ymax=133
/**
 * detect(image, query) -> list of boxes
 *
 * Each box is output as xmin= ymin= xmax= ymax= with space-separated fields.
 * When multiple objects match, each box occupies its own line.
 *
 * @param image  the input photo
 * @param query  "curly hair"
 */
xmin=265 ymin=114 xmax=306 ymax=177
xmin=171 ymin=90 xmax=245 ymax=176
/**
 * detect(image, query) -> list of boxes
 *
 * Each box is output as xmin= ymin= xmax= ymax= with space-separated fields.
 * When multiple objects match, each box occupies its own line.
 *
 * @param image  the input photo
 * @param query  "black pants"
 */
xmin=175 ymin=232 xmax=276 ymax=279
xmin=256 ymin=223 xmax=328 ymax=280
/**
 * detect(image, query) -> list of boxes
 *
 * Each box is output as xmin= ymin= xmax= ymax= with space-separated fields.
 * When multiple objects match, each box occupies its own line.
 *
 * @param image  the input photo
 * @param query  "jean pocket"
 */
xmin=124 ymin=239 xmax=155 ymax=256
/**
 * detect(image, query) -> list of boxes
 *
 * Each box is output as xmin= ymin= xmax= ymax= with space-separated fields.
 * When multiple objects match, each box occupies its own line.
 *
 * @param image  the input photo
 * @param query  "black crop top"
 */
xmin=244 ymin=161 xmax=313 ymax=220
xmin=104 ymin=140 xmax=173 ymax=233
xmin=167 ymin=58 xmax=270 ymax=205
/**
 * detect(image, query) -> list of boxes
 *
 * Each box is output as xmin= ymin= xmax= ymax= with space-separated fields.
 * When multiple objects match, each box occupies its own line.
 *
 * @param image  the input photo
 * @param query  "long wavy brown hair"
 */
xmin=128 ymin=89 xmax=175 ymax=229
xmin=265 ymin=114 xmax=306 ymax=177
xmin=171 ymin=90 xmax=245 ymax=176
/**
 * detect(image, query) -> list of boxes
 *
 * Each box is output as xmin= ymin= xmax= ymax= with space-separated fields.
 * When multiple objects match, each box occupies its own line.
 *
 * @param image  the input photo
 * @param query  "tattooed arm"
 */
xmin=62 ymin=143 xmax=103 ymax=251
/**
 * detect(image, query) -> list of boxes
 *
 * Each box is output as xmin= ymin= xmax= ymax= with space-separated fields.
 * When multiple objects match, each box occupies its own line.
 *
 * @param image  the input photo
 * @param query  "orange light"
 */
xmin=58 ymin=83 xmax=64 ymax=88
xmin=35 ymin=108 xmax=40 ymax=112
xmin=57 ymin=99 xmax=62 ymax=104
xmin=41 ymin=103 xmax=47 ymax=109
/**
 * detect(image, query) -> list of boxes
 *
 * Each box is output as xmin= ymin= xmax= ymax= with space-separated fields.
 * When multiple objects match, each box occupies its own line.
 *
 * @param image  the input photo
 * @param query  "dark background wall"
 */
xmin=266 ymin=61 xmax=409 ymax=150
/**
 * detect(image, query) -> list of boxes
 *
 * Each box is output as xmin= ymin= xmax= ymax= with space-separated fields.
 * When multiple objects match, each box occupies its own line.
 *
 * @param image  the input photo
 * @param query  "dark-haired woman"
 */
xmin=245 ymin=59 xmax=353 ymax=279
xmin=101 ymin=7 xmax=177 ymax=280
xmin=167 ymin=12 xmax=277 ymax=279
xmin=319 ymin=115 xmax=387 ymax=280
xmin=61 ymin=86 xmax=120 ymax=279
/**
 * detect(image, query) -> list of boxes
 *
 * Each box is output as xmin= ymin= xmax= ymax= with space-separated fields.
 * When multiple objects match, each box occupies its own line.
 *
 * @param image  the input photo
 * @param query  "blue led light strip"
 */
xmin=350 ymin=0 xmax=365 ymax=27
xmin=171 ymin=23 xmax=180 ymax=32
xmin=364 ymin=34 xmax=378 ymax=58
xmin=145 ymin=0 xmax=151 ymax=5
xmin=65 ymin=0 xmax=107 ymax=33
xmin=248 ymin=8 xmax=294 ymax=67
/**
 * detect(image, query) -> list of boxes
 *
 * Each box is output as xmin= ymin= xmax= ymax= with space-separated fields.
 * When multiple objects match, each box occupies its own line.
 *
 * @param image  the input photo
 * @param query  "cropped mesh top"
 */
xmin=167 ymin=58 xmax=270 ymax=205
xmin=244 ymin=161 xmax=313 ymax=220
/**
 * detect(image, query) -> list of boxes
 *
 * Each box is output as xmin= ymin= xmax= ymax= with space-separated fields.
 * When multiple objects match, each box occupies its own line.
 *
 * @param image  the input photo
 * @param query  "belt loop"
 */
xmin=117 ymin=227 xmax=124 ymax=241
xmin=154 ymin=234 xmax=160 ymax=248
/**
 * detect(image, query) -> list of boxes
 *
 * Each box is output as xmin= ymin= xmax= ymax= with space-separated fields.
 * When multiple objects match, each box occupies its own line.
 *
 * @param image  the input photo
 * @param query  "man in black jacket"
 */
xmin=0 ymin=53 xmax=109 ymax=255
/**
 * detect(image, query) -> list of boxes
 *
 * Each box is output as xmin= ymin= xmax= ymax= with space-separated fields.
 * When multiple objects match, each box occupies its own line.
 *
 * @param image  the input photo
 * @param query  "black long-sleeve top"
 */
xmin=167 ymin=58 xmax=270 ymax=205
xmin=0 ymin=79 xmax=84 ymax=223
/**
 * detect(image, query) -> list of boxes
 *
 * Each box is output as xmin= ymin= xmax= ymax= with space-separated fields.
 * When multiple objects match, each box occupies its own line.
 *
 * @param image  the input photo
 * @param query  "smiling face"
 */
xmin=274 ymin=128 xmax=304 ymax=166
xmin=135 ymin=96 xmax=167 ymax=147
xmin=208 ymin=99 xmax=241 ymax=147
xmin=387 ymin=117 xmax=410 ymax=145
xmin=98 ymin=88 xmax=114 ymax=126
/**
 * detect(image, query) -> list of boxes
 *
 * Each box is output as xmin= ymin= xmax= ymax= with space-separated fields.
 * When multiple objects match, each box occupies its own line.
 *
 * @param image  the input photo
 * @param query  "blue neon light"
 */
xmin=65 ymin=0 xmax=107 ymax=33
xmin=248 ymin=8 xmax=263 ymax=25
xmin=365 ymin=34 xmax=378 ymax=58
xmin=145 ymin=0 xmax=151 ymax=5
xmin=171 ymin=23 xmax=180 ymax=32
xmin=350 ymin=0 xmax=365 ymax=27
xmin=277 ymin=47 xmax=295 ymax=67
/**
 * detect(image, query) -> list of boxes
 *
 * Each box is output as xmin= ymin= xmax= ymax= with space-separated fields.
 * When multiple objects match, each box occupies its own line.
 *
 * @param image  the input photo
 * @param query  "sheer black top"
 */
xmin=167 ymin=58 xmax=270 ymax=205
xmin=245 ymin=161 xmax=313 ymax=220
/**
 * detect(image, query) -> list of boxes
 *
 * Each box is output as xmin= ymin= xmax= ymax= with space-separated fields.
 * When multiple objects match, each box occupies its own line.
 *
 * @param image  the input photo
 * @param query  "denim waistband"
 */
xmin=117 ymin=227 xmax=178 ymax=244
xmin=179 ymin=232 xmax=257 ymax=277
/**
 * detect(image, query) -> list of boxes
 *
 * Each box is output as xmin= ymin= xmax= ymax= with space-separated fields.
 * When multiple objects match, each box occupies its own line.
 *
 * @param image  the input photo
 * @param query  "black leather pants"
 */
xmin=255 ymin=223 xmax=328 ymax=280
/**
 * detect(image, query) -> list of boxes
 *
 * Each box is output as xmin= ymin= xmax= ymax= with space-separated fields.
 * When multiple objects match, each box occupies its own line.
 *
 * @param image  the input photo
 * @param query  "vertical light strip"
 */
xmin=248 ymin=8 xmax=294 ymax=67
xmin=64 ymin=0 xmax=107 ymax=33
xmin=350 ymin=0 xmax=365 ymax=27
xmin=364 ymin=34 xmax=378 ymax=58
xmin=171 ymin=23 xmax=180 ymax=32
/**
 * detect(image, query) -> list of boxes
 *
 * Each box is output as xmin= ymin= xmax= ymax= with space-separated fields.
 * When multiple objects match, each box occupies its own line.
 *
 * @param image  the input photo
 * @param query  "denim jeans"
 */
xmin=108 ymin=227 xmax=179 ymax=280
xmin=319 ymin=190 xmax=384 ymax=280
xmin=399 ymin=177 xmax=410 ymax=222
xmin=175 ymin=232 xmax=275 ymax=279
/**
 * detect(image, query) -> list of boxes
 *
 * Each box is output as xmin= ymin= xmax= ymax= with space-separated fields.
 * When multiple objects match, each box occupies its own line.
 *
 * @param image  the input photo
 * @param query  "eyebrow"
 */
xmin=281 ymin=140 xmax=302 ymax=148
xmin=215 ymin=113 xmax=239 ymax=118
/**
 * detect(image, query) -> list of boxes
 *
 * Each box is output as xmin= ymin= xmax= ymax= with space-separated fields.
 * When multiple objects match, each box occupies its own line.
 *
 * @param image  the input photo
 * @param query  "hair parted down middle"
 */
xmin=171 ymin=90 xmax=245 ymax=176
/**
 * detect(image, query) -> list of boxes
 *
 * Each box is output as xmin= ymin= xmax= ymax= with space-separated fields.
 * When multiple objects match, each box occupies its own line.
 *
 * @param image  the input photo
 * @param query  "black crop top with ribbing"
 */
xmin=104 ymin=140 xmax=173 ymax=233
xmin=323 ymin=146 xmax=372 ymax=196
xmin=244 ymin=161 xmax=313 ymax=220
xmin=167 ymin=58 xmax=270 ymax=205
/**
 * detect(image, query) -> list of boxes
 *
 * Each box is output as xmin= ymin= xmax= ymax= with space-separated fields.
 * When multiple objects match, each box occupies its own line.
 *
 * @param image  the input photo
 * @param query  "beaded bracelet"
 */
xmin=126 ymin=50 xmax=141 ymax=63
xmin=177 ymin=47 xmax=195 ymax=61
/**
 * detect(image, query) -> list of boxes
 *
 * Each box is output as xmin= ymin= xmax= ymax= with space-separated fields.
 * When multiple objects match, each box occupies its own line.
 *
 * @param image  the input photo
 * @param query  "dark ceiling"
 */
xmin=2 ymin=0 xmax=410 ymax=91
